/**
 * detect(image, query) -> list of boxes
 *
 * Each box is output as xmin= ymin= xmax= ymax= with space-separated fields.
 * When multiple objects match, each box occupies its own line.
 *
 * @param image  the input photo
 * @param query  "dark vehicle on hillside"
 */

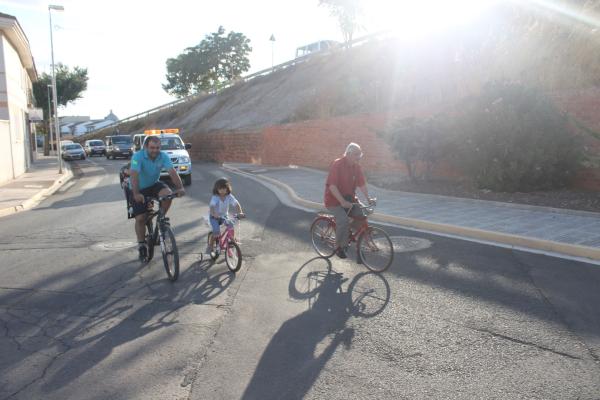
xmin=105 ymin=135 xmax=133 ymax=159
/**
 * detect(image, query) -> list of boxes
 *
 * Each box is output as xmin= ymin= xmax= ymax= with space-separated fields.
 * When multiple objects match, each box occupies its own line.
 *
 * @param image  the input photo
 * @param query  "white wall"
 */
xmin=0 ymin=33 xmax=33 ymax=185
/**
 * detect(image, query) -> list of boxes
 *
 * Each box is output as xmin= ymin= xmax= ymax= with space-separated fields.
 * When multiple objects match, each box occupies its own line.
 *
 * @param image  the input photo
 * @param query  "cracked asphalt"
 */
xmin=0 ymin=157 xmax=599 ymax=399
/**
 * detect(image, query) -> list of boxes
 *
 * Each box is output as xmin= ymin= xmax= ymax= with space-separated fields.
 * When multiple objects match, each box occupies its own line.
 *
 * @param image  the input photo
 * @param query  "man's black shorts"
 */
xmin=130 ymin=181 xmax=169 ymax=217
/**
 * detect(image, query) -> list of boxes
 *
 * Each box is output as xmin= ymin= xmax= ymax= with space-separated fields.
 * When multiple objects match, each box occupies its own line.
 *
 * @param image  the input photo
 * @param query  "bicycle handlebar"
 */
xmin=346 ymin=198 xmax=377 ymax=216
xmin=146 ymin=193 xmax=180 ymax=202
xmin=222 ymin=213 xmax=246 ymax=223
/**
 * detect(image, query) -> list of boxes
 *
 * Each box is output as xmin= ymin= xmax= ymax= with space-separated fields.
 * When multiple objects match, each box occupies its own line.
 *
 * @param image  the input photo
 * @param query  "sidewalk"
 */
xmin=224 ymin=163 xmax=600 ymax=261
xmin=0 ymin=155 xmax=73 ymax=218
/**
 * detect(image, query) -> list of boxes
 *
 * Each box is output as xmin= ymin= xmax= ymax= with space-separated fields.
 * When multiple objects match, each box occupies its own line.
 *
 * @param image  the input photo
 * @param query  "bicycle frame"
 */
xmin=145 ymin=194 xmax=177 ymax=246
xmin=212 ymin=215 xmax=242 ymax=250
xmin=215 ymin=223 xmax=235 ymax=251
xmin=329 ymin=202 xmax=375 ymax=245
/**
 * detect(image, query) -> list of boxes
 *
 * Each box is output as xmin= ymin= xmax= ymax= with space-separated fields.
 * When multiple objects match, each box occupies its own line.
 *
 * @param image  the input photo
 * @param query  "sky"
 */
xmin=0 ymin=0 xmax=495 ymax=120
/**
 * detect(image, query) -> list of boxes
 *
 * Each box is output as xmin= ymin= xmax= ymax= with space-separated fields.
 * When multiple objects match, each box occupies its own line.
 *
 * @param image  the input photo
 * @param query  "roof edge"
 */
xmin=0 ymin=14 xmax=38 ymax=82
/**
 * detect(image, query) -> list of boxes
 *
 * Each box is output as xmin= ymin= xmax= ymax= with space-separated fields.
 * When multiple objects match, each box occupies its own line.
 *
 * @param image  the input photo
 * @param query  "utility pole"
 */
xmin=49 ymin=4 xmax=64 ymax=173
xmin=47 ymin=84 xmax=54 ymax=155
xmin=270 ymin=34 xmax=276 ymax=72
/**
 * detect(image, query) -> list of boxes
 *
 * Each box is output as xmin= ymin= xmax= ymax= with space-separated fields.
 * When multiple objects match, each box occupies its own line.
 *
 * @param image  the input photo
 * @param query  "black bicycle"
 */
xmin=140 ymin=193 xmax=180 ymax=281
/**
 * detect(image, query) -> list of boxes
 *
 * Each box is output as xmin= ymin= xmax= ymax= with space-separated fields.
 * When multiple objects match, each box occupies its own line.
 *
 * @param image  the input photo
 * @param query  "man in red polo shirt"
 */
xmin=325 ymin=142 xmax=374 ymax=258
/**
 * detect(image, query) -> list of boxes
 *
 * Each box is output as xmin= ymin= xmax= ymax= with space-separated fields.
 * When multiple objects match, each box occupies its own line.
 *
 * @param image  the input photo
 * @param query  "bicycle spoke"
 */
xmin=161 ymin=226 xmax=179 ymax=281
xmin=311 ymin=217 xmax=336 ymax=258
xmin=359 ymin=227 xmax=394 ymax=273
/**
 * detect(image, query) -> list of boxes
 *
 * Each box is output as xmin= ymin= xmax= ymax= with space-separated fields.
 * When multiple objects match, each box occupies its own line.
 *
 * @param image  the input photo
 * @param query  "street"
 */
xmin=0 ymin=157 xmax=599 ymax=400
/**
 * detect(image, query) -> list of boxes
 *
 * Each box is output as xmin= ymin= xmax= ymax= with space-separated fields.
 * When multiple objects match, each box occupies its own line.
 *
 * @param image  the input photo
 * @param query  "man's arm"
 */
xmin=167 ymin=168 xmax=185 ymax=195
xmin=329 ymin=185 xmax=353 ymax=209
xmin=358 ymin=185 xmax=372 ymax=202
xmin=130 ymin=170 xmax=144 ymax=203
xmin=356 ymin=166 xmax=373 ymax=203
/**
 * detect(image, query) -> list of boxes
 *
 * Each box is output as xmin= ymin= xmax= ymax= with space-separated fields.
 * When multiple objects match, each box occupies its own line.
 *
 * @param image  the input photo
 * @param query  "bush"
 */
xmin=449 ymin=82 xmax=581 ymax=192
xmin=380 ymin=116 xmax=448 ymax=182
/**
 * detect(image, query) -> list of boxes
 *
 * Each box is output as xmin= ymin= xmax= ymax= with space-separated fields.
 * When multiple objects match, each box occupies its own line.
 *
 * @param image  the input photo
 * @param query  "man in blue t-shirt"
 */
xmin=129 ymin=135 xmax=185 ymax=259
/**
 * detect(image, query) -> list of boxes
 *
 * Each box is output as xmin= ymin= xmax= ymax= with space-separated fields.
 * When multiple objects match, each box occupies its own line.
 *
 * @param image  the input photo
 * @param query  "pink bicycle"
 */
xmin=204 ymin=214 xmax=245 ymax=272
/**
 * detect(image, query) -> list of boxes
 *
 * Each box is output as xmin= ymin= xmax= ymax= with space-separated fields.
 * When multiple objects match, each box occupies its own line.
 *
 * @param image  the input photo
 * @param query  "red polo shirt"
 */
xmin=324 ymin=156 xmax=366 ymax=208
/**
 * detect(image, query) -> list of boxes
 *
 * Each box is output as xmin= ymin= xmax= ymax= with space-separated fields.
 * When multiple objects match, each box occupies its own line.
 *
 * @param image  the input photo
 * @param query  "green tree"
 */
xmin=319 ymin=0 xmax=362 ymax=45
xmin=32 ymin=64 xmax=88 ymax=154
xmin=32 ymin=63 xmax=88 ymax=120
xmin=163 ymin=26 xmax=252 ymax=97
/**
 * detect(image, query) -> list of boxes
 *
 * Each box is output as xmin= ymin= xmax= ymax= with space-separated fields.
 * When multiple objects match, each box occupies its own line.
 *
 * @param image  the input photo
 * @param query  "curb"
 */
xmin=223 ymin=163 xmax=600 ymax=262
xmin=236 ymin=163 xmax=600 ymax=219
xmin=0 ymin=163 xmax=73 ymax=218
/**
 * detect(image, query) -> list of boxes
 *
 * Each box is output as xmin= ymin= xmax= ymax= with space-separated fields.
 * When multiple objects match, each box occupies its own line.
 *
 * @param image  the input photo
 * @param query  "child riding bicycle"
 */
xmin=207 ymin=178 xmax=245 ymax=254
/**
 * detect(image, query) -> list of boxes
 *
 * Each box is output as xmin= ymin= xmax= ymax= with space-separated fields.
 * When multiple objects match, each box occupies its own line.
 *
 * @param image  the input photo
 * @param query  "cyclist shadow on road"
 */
xmin=36 ymin=253 xmax=235 ymax=394
xmin=242 ymin=257 xmax=390 ymax=400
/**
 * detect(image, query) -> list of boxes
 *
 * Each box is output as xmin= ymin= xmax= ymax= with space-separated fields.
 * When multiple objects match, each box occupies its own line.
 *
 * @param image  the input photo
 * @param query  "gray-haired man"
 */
xmin=324 ymin=143 xmax=374 ymax=258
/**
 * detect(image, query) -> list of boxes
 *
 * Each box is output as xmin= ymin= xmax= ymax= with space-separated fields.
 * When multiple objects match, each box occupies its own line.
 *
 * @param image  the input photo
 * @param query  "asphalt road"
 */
xmin=0 ymin=157 xmax=599 ymax=400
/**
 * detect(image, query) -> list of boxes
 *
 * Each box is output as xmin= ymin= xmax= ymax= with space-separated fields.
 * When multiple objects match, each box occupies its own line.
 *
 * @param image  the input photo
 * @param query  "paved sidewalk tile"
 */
xmin=0 ymin=155 xmax=71 ymax=216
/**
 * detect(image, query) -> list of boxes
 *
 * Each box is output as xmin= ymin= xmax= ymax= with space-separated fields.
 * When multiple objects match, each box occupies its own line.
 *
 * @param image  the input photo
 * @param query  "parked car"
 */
xmin=105 ymin=135 xmax=133 ymax=159
xmin=62 ymin=143 xmax=86 ymax=161
xmin=84 ymin=139 xmax=106 ymax=156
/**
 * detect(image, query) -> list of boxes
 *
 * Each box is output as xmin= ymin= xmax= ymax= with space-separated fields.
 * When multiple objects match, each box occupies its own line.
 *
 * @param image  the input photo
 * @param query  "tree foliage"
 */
xmin=448 ymin=82 xmax=581 ymax=191
xmin=163 ymin=26 xmax=252 ymax=97
xmin=381 ymin=82 xmax=582 ymax=191
xmin=319 ymin=0 xmax=362 ymax=45
xmin=380 ymin=116 xmax=448 ymax=182
xmin=32 ymin=63 xmax=88 ymax=120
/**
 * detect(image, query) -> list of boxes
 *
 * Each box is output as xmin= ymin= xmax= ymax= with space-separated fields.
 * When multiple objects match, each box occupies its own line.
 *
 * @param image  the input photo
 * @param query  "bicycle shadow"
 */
xmin=242 ymin=257 xmax=390 ymax=400
xmin=15 ymin=253 xmax=236 ymax=394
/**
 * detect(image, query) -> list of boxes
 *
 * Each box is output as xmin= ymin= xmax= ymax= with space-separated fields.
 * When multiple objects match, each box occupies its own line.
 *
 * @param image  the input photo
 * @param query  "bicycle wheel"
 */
xmin=348 ymin=272 xmax=391 ymax=317
xmin=160 ymin=225 xmax=179 ymax=281
xmin=288 ymin=257 xmax=331 ymax=300
xmin=225 ymin=240 xmax=242 ymax=272
xmin=310 ymin=217 xmax=336 ymax=258
xmin=144 ymin=220 xmax=154 ymax=262
xmin=357 ymin=227 xmax=394 ymax=273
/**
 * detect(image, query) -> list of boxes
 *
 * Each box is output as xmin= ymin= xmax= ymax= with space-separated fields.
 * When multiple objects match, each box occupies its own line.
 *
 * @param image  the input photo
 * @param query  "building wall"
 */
xmin=187 ymin=129 xmax=265 ymax=165
xmin=186 ymin=115 xmax=411 ymax=174
xmin=0 ymin=33 xmax=32 ymax=185
xmin=187 ymin=105 xmax=600 ymax=190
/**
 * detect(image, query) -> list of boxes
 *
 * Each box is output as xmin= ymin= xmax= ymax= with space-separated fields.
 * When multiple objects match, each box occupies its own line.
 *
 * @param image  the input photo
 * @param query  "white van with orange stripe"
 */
xmin=133 ymin=129 xmax=192 ymax=186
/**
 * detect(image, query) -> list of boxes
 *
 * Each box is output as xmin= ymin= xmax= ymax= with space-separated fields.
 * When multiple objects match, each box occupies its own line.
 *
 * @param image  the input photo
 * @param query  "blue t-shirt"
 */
xmin=129 ymin=149 xmax=173 ymax=190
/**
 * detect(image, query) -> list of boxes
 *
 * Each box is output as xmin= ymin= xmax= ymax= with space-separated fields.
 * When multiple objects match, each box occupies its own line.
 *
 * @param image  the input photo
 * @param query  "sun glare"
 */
xmin=366 ymin=0 xmax=499 ymax=37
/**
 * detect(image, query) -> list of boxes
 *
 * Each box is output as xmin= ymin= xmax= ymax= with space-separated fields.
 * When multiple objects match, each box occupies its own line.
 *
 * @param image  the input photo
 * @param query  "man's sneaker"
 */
xmin=336 ymin=247 xmax=348 ymax=259
xmin=138 ymin=243 xmax=147 ymax=262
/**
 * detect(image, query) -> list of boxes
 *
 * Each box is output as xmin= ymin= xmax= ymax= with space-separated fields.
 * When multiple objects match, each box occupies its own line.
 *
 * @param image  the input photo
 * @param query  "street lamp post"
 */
xmin=49 ymin=4 xmax=64 ymax=173
xmin=270 ymin=34 xmax=276 ymax=72
xmin=47 ymin=84 xmax=54 ymax=155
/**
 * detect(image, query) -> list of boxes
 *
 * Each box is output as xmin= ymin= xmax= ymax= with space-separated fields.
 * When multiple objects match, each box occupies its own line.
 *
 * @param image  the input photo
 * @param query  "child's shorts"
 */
xmin=210 ymin=216 xmax=234 ymax=235
xmin=210 ymin=216 xmax=223 ymax=235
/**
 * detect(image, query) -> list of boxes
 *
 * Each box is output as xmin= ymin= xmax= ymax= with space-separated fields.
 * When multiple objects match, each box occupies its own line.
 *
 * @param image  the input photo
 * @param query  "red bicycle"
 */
xmin=204 ymin=214 xmax=245 ymax=272
xmin=310 ymin=200 xmax=394 ymax=273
